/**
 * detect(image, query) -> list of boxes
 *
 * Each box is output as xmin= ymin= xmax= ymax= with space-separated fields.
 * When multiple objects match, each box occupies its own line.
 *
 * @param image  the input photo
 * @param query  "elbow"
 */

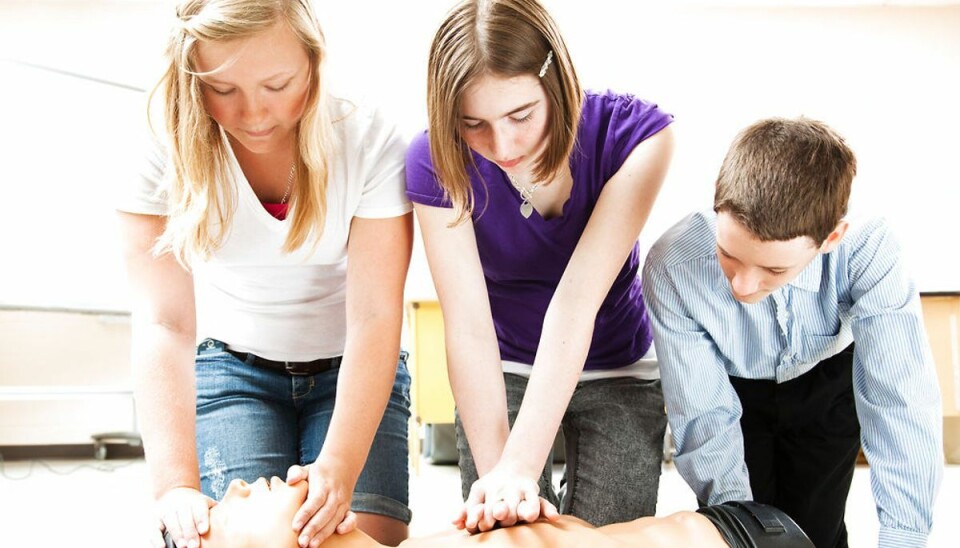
xmin=130 ymin=313 xmax=196 ymax=344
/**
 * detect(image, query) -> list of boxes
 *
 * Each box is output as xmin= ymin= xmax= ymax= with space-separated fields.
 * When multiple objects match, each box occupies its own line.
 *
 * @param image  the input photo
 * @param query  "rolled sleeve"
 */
xmin=354 ymin=106 xmax=413 ymax=219
xmin=403 ymin=131 xmax=453 ymax=209
xmin=117 ymin=135 xmax=169 ymax=216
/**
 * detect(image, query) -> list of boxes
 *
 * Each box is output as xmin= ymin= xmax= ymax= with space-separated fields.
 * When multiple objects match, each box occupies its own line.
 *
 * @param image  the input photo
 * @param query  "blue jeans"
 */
xmin=194 ymin=339 xmax=412 ymax=524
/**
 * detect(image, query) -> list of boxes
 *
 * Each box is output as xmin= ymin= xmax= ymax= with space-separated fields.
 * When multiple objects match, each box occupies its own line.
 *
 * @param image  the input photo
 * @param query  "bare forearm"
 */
xmin=502 ymin=302 xmax=595 ymax=476
xmin=445 ymin=317 xmax=510 ymax=475
xmin=320 ymin=314 xmax=403 ymax=485
xmin=414 ymin=205 xmax=509 ymax=474
xmin=131 ymin=321 xmax=200 ymax=498
xmin=324 ymin=213 xmax=413 ymax=484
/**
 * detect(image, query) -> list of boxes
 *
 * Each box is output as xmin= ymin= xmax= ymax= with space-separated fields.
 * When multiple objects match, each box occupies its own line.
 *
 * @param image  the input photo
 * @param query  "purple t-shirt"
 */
xmin=405 ymin=90 xmax=673 ymax=370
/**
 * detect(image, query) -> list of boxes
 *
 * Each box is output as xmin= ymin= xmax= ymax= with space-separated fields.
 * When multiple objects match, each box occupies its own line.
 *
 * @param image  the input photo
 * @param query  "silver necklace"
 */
xmin=280 ymin=162 xmax=296 ymax=205
xmin=507 ymin=174 xmax=542 ymax=219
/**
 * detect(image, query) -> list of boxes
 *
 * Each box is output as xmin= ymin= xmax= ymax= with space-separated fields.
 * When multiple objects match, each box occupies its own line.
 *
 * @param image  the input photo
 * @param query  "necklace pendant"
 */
xmin=520 ymin=201 xmax=534 ymax=219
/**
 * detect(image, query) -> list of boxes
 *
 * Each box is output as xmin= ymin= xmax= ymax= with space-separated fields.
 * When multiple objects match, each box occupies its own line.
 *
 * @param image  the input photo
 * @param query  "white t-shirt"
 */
xmin=118 ymin=97 xmax=412 ymax=361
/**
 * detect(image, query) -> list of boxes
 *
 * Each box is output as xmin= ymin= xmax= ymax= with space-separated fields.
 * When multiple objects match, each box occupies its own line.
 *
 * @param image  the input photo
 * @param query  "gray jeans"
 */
xmin=455 ymin=372 xmax=667 ymax=526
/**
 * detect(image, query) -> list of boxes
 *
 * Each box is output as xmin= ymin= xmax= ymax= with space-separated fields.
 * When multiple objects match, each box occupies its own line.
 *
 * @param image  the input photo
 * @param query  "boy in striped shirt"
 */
xmin=643 ymin=117 xmax=942 ymax=548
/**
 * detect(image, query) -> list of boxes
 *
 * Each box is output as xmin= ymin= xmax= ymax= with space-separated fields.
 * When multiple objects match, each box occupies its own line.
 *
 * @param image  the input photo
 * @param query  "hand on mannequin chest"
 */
xmin=192 ymin=478 xmax=729 ymax=548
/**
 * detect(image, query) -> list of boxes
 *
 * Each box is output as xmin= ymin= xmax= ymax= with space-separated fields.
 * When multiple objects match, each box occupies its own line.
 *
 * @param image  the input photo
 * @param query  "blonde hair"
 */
xmin=426 ymin=0 xmax=583 ymax=223
xmin=151 ymin=0 xmax=336 ymax=263
xmin=714 ymin=117 xmax=857 ymax=244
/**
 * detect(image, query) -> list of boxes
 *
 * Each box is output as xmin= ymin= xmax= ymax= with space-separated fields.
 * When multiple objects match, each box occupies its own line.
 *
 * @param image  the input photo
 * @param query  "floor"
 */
xmin=0 ymin=450 xmax=957 ymax=547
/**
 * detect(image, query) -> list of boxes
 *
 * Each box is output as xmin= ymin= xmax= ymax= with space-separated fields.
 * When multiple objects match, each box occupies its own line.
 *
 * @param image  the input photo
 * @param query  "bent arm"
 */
xmin=319 ymin=213 xmax=413 ymax=485
xmin=117 ymin=211 xmax=199 ymax=498
xmin=502 ymin=127 xmax=674 ymax=477
xmin=414 ymin=203 xmax=509 ymax=475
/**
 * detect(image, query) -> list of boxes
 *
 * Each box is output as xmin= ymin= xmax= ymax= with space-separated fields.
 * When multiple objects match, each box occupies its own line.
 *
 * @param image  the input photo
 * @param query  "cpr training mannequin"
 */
xmin=162 ymin=477 xmax=813 ymax=548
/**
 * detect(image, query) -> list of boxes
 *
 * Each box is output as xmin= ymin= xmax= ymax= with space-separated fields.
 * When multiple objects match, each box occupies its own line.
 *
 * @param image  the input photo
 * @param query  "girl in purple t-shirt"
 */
xmin=405 ymin=0 xmax=675 ymax=533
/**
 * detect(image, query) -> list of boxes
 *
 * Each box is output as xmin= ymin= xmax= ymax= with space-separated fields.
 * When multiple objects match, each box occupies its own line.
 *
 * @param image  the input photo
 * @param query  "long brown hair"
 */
xmin=426 ymin=0 xmax=583 ymax=223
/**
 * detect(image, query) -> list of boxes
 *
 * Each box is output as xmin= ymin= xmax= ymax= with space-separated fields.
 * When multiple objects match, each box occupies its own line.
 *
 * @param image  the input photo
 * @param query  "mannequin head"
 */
xmin=201 ymin=477 xmax=307 ymax=548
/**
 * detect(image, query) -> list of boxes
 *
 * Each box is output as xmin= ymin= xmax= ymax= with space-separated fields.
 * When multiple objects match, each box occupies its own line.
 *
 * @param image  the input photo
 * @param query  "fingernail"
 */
xmin=299 ymin=535 xmax=308 ymax=547
xmin=188 ymin=540 xmax=199 ymax=548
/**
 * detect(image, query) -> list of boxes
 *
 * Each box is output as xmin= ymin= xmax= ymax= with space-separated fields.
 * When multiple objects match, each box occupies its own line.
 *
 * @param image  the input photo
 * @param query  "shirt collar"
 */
xmin=787 ymin=254 xmax=824 ymax=292
xmin=711 ymin=252 xmax=824 ymax=294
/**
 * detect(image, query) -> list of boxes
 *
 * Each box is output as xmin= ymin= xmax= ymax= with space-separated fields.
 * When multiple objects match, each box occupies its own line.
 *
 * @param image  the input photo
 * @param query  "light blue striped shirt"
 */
xmin=642 ymin=211 xmax=943 ymax=548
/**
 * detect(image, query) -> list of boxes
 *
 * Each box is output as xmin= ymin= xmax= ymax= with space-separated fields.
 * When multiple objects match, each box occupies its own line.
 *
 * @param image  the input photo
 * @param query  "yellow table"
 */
xmin=920 ymin=293 xmax=960 ymax=464
xmin=405 ymin=301 xmax=456 ymax=472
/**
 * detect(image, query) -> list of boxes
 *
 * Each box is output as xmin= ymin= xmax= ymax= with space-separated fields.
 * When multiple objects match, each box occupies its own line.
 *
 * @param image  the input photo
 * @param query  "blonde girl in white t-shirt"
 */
xmin=117 ymin=2 xmax=413 ymax=548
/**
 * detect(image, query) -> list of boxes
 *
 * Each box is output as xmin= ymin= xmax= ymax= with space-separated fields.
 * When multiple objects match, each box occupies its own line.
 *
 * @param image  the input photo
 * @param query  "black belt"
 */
xmin=199 ymin=338 xmax=342 ymax=376
xmin=224 ymin=347 xmax=342 ymax=376
xmin=697 ymin=501 xmax=814 ymax=548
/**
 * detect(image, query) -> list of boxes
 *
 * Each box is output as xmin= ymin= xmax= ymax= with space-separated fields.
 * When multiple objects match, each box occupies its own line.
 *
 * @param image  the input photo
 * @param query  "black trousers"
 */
xmin=729 ymin=345 xmax=860 ymax=548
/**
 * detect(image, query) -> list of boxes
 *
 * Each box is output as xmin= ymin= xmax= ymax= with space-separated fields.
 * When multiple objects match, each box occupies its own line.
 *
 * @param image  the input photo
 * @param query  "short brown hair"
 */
xmin=426 ymin=0 xmax=583 ymax=222
xmin=714 ymin=117 xmax=857 ymax=244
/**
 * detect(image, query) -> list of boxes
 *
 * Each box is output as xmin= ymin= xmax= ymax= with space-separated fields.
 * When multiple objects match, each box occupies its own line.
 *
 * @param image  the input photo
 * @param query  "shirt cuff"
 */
xmin=878 ymin=526 xmax=928 ymax=548
xmin=708 ymin=489 xmax=752 ymax=506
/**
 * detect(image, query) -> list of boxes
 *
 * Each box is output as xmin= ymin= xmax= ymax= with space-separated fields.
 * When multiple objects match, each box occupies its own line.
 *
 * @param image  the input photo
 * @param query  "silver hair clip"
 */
xmin=538 ymin=50 xmax=554 ymax=78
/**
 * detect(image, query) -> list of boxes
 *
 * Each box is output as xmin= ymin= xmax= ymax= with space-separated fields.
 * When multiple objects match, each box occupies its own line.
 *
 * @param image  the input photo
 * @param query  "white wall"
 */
xmin=1 ymin=0 xmax=958 ymax=310
xmin=316 ymin=0 xmax=960 ymax=298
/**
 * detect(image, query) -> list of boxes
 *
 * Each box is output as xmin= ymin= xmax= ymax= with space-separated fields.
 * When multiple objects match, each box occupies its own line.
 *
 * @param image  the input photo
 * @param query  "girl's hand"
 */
xmin=286 ymin=462 xmax=355 ymax=548
xmin=453 ymin=465 xmax=559 ymax=534
xmin=153 ymin=487 xmax=216 ymax=548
